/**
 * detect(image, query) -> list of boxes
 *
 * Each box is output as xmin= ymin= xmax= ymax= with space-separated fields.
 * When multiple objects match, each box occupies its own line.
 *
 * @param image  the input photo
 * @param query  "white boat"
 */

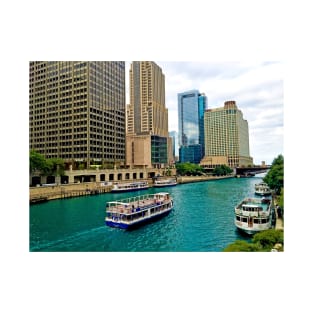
xmin=234 ymin=197 xmax=275 ymax=235
xmin=111 ymin=181 xmax=149 ymax=193
xmin=105 ymin=192 xmax=174 ymax=229
xmin=153 ymin=178 xmax=177 ymax=188
xmin=255 ymin=182 xmax=271 ymax=196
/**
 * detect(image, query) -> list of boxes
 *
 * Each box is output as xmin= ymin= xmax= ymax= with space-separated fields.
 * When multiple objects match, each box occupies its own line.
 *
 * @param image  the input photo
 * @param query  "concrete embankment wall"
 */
xmin=29 ymin=182 xmax=112 ymax=202
xmin=29 ymin=175 xmax=235 ymax=203
xmin=178 ymin=175 xmax=235 ymax=184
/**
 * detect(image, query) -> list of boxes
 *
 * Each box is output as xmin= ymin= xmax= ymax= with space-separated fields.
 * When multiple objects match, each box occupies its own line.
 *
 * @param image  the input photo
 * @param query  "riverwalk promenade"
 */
xmin=275 ymin=208 xmax=284 ymax=230
xmin=29 ymin=175 xmax=235 ymax=203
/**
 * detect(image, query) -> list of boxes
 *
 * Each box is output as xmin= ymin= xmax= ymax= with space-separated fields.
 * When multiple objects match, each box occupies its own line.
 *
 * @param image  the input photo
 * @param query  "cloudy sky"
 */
xmin=126 ymin=61 xmax=283 ymax=165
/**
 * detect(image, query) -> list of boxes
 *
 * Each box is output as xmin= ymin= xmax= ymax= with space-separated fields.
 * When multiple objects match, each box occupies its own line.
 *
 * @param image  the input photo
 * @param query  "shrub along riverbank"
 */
xmin=223 ymin=229 xmax=284 ymax=252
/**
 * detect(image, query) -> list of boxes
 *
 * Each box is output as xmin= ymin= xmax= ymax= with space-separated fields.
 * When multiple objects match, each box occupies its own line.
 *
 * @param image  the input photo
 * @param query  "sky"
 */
xmin=126 ymin=61 xmax=283 ymax=165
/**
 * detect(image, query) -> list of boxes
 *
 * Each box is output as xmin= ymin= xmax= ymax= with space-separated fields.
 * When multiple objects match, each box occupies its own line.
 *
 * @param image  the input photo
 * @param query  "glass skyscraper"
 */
xmin=178 ymin=90 xmax=207 ymax=163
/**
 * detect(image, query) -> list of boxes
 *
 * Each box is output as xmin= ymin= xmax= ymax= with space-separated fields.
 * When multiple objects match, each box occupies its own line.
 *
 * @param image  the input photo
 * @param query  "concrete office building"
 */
xmin=201 ymin=100 xmax=253 ymax=169
xmin=178 ymin=90 xmax=207 ymax=163
xmin=169 ymin=130 xmax=178 ymax=161
xmin=126 ymin=61 xmax=172 ymax=168
xmin=29 ymin=61 xmax=126 ymax=169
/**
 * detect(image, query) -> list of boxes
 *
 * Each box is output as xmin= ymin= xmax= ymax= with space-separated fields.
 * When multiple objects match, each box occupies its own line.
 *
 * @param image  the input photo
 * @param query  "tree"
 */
xmin=47 ymin=158 xmax=65 ymax=176
xmin=30 ymin=150 xmax=47 ymax=174
xmin=78 ymin=163 xmax=85 ymax=170
xmin=263 ymin=154 xmax=284 ymax=194
xmin=176 ymin=162 xmax=205 ymax=176
xmin=29 ymin=151 xmax=65 ymax=176
xmin=213 ymin=165 xmax=233 ymax=176
xmin=223 ymin=229 xmax=284 ymax=252
xmin=277 ymin=188 xmax=284 ymax=209
xmin=223 ymin=240 xmax=259 ymax=252
xmin=252 ymin=229 xmax=284 ymax=251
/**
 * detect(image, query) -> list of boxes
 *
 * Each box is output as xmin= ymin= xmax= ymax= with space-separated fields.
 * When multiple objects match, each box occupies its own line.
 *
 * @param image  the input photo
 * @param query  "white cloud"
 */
xmin=164 ymin=62 xmax=283 ymax=165
xmin=126 ymin=61 xmax=283 ymax=165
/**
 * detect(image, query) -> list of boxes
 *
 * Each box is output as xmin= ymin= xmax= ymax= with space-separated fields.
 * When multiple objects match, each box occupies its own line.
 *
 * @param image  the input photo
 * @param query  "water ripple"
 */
xmin=30 ymin=176 xmax=264 ymax=251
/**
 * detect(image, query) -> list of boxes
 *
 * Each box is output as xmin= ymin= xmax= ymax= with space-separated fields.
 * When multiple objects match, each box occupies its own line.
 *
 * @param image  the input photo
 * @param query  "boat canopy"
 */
xmin=242 ymin=204 xmax=260 ymax=208
xmin=107 ymin=201 xmax=129 ymax=206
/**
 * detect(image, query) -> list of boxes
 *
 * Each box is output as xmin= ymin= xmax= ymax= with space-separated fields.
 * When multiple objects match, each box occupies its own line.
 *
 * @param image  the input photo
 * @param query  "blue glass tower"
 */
xmin=178 ymin=90 xmax=207 ymax=163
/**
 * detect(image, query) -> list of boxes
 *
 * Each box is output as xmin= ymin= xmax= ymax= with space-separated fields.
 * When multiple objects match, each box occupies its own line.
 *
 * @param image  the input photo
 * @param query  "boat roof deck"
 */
xmin=106 ymin=193 xmax=170 ymax=213
xmin=242 ymin=201 xmax=269 ymax=211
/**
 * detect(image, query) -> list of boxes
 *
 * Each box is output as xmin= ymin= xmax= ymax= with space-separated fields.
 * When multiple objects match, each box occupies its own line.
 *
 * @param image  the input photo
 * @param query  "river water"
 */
xmin=29 ymin=176 xmax=264 ymax=252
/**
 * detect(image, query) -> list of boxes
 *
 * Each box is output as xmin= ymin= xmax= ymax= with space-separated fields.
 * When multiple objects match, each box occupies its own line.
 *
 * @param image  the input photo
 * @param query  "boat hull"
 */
xmin=235 ymin=225 xmax=272 ymax=235
xmin=153 ymin=183 xmax=177 ymax=188
xmin=111 ymin=186 xmax=149 ymax=193
xmin=106 ymin=209 xmax=172 ymax=230
xmin=255 ymin=191 xmax=272 ymax=196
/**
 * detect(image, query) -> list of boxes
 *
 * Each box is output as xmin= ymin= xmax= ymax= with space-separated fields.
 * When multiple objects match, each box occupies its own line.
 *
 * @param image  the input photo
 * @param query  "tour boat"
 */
xmin=111 ymin=181 xmax=149 ymax=193
xmin=105 ymin=192 xmax=174 ymax=229
xmin=254 ymin=182 xmax=271 ymax=196
xmin=153 ymin=178 xmax=177 ymax=188
xmin=234 ymin=197 xmax=275 ymax=235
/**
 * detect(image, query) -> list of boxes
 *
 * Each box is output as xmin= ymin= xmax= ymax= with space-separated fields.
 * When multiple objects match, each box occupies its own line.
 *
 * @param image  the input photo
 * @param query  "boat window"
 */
xmin=254 ymin=219 xmax=259 ymax=224
xmin=236 ymin=216 xmax=241 ymax=221
xmin=242 ymin=217 xmax=247 ymax=223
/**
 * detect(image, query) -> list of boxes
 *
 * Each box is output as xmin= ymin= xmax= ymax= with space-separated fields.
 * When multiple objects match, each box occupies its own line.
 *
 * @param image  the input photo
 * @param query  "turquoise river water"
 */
xmin=29 ymin=176 xmax=265 ymax=252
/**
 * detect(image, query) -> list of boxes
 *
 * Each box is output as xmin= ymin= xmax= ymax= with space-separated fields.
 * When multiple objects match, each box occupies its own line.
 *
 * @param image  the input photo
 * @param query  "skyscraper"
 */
xmin=169 ymin=130 xmax=178 ymax=160
xmin=29 ymin=61 xmax=126 ymax=169
xmin=201 ymin=100 xmax=253 ymax=168
xmin=178 ymin=90 xmax=207 ymax=163
xmin=126 ymin=61 xmax=172 ymax=168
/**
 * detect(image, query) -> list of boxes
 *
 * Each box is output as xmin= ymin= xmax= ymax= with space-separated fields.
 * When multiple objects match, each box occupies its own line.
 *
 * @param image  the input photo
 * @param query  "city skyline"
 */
xmin=126 ymin=61 xmax=283 ymax=165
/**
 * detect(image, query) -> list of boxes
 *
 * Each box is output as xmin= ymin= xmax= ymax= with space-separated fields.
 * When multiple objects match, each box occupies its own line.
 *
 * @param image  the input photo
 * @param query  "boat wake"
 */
xmin=30 ymin=226 xmax=106 ymax=252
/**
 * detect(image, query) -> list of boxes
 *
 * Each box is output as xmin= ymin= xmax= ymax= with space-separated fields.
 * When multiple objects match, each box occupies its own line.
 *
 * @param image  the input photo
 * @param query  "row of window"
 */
xmin=236 ymin=216 xmax=270 ymax=224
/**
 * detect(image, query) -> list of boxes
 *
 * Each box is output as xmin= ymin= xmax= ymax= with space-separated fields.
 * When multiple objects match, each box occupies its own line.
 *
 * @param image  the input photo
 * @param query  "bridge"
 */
xmin=235 ymin=166 xmax=270 ymax=176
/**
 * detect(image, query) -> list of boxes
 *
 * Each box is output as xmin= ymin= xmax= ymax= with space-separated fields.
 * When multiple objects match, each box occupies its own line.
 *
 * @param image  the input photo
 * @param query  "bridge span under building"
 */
xmin=235 ymin=166 xmax=270 ymax=176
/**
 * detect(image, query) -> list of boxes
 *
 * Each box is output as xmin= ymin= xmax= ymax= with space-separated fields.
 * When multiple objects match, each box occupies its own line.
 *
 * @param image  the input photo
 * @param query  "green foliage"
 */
xmin=29 ymin=151 xmax=65 ymax=176
xmin=30 ymin=150 xmax=47 ymax=173
xmin=164 ymin=169 xmax=172 ymax=176
xmin=223 ymin=229 xmax=284 ymax=252
xmin=263 ymin=154 xmax=284 ymax=194
xmin=49 ymin=158 xmax=65 ymax=176
xmin=213 ymin=165 xmax=233 ymax=176
xmin=78 ymin=163 xmax=85 ymax=170
xmin=277 ymin=188 xmax=284 ymax=209
xmin=252 ymin=229 xmax=284 ymax=250
xmin=176 ymin=162 xmax=204 ymax=176
xmin=223 ymin=240 xmax=259 ymax=252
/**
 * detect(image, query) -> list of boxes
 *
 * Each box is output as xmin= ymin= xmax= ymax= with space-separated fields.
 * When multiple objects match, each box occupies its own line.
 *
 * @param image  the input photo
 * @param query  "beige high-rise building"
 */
xmin=201 ymin=100 xmax=253 ymax=169
xmin=29 ymin=61 xmax=126 ymax=169
xmin=126 ymin=61 xmax=172 ymax=168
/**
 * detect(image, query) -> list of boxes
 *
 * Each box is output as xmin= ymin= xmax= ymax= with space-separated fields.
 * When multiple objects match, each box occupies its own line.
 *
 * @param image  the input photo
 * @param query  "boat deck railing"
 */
xmin=113 ymin=181 xmax=148 ymax=188
xmin=235 ymin=208 xmax=270 ymax=217
xmin=106 ymin=193 xmax=171 ymax=214
xmin=235 ymin=198 xmax=271 ymax=216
